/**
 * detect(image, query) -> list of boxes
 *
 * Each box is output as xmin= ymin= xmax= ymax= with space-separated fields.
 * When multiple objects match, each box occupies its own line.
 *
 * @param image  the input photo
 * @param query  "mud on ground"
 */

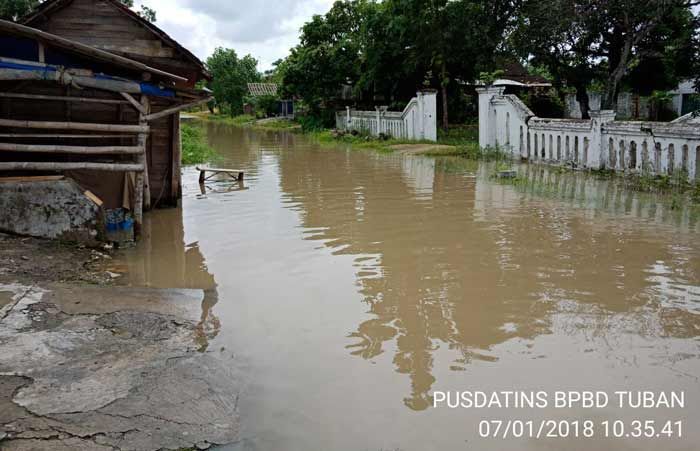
xmin=0 ymin=235 xmax=241 ymax=451
xmin=0 ymin=233 xmax=115 ymax=286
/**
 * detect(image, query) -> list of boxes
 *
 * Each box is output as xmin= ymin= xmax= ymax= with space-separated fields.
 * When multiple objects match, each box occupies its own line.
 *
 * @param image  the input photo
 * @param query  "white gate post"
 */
xmin=588 ymin=110 xmax=616 ymax=169
xmin=375 ymin=107 xmax=382 ymax=135
xmin=418 ymin=90 xmax=437 ymax=141
xmin=476 ymin=86 xmax=505 ymax=149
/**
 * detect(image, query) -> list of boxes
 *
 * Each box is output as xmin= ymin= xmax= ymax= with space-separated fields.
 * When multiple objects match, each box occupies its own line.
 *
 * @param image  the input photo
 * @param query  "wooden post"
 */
xmin=139 ymin=95 xmax=151 ymax=211
xmin=121 ymin=92 xmax=147 ymax=115
xmin=134 ymin=171 xmax=144 ymax=237
xmin=37 ymin=42 xmax=45 ymax=63
xmin=171 ymin=112 xmax=182 ymax=201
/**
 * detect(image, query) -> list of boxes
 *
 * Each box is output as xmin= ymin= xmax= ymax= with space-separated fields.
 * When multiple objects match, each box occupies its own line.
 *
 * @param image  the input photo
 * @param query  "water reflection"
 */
xmin=110 ymin=206 xmax=221 ymax=351
xmin=275 ymin=149 xmax=700 ymax=411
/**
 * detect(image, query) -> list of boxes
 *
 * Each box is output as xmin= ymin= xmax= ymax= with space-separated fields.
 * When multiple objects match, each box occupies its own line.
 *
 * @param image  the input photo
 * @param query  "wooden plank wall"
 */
xmin=41 ymin=0 xmax=174 ymax=58
xmin=0 ymin=82 xmax=177 ymax=206
xmin=30 ymin=0 xmax=199 ymax=85
xmin=146 ymin=98 xmax=176 ymax=206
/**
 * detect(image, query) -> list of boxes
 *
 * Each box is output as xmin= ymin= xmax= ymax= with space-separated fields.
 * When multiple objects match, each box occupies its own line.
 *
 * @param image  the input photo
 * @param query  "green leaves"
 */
xmin=0 ymin=0 xmax=38 ymax=21
xmin=206 ymin=48 xmax=261 ymax=116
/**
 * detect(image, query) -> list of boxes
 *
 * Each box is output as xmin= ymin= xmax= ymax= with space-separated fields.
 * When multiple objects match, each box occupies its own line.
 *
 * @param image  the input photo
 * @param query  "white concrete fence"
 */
xmin=478 ymin=87 xmax=700 ymax=181
xmin=336 ymin=90 xmax=437 ymax=141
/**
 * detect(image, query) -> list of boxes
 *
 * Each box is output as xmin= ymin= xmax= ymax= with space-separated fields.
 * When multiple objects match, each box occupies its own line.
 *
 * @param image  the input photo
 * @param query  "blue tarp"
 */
xmin=0 ymin=60 xmax=175 ymax=98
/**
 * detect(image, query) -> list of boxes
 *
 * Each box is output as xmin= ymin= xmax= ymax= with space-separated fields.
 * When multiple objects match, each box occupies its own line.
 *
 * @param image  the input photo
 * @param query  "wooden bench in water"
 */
xmin=196 ymin=166 xmax=244 ymax=184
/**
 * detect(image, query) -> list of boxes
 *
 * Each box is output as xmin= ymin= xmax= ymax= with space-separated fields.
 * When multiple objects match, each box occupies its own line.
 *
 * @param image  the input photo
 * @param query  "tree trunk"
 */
xmin=602 ymin=33 xmax=634 ymax=110
xmin=441 ymin=62 xmax=449 ymax=131
xmin=575 ymin=83 xmax=591 ymax=119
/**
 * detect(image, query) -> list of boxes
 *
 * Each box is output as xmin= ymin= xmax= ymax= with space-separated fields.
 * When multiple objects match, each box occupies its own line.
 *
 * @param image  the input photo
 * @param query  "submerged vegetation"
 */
xmin=181 ymin=124 xmax=218 ymax=165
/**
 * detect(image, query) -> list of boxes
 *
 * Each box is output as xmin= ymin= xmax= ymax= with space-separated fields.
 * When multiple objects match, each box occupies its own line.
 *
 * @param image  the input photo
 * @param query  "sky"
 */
xmin=135 ymin=0 xmax=335 ymax=71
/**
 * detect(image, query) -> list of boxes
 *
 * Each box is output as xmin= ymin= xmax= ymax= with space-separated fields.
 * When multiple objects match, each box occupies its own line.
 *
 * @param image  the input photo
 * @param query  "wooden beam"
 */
xmin=0 ymin=175 xmax=64 ymax=183
xmin=144 ymin=97 xmax=213 ymax=122
xmin=120 ymin=92 xmax=147 ymax=115
xmin=0 ymin=162 xmax=144 ymax=172
xmin=0 ymin=92 xmax=130 ymax=105
xmin=0 ymin=134 xmax=135 ymax=139
xmin=0 ymin=118 xmax=148 ymax=133
xmin=0 ymin=143 xmax=143 ymax=154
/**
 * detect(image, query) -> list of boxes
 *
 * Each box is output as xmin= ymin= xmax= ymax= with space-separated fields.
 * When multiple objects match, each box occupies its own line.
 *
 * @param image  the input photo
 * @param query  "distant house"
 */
xmin=478 ymin=62 xmax=552 ymax=89
xmin=670 ymin=80 xmax=699 ymax=117
xmin=0 ymin=0 xmax=210 ymax=241
xmin=246 ymin=83 xmax=294 ymax=118
xmin=564 ymin=80 xmax=699 ymax=120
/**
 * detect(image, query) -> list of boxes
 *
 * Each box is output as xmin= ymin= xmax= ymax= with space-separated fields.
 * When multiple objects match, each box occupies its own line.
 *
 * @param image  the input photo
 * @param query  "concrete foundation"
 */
xmin=0 ymin=177 xmax=105 ymax=244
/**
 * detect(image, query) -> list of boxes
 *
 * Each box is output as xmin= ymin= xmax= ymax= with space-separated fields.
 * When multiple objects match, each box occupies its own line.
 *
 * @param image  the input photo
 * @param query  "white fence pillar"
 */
xmin=588 ymin=110 xmax=616 ymax=169
xmin=476 ymin=86 xmax=505 ymax=149
xmin=339 ymin=90 xmax=437 ymax=141
xmin=417 ymin=90 xmax=437 ymax=141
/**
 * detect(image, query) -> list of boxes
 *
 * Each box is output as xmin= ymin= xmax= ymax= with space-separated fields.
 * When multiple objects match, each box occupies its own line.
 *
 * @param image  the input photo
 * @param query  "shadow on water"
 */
xmin=109 ymin=206 xmax=221 ymax=352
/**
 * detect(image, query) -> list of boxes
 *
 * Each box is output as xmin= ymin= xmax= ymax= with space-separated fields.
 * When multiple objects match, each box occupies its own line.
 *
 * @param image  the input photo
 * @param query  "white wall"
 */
xmin=337 ymin=91 xmax=438 ymax=141
xmin=479 ymin=90 xmax=700 ymax=181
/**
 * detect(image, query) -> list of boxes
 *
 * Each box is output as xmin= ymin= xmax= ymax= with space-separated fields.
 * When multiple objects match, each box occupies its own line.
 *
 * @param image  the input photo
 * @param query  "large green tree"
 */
xmin=282 ymin=0 xmax=522 ymax=127
xmin=512 ymin=0 xmax=699 ymax=117
xmin=0 ymin=0 xmax=38 ymax=20
xmin=281 ymin=0 xmax=369 ymax=115
xmin=206 ymin=47 xmax=260 ymax=116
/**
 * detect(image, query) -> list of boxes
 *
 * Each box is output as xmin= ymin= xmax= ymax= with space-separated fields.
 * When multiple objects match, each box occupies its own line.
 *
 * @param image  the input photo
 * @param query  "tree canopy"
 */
xmin=206 ymin=47 xmax=261 ymax=116
xmin=0 ymin=0 xmax=38 ymax=20
xmin=512 ymin=0 xmax=700 ymax=117
xmin=276 ymin=0 xmax=698 ymax=122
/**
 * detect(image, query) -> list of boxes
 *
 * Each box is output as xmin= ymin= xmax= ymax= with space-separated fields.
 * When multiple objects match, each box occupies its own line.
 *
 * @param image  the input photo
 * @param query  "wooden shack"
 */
xmin=0 ymin=3 xmax=210 ymax=240
xmin=19 ymin=0 xmax=210 ymax=207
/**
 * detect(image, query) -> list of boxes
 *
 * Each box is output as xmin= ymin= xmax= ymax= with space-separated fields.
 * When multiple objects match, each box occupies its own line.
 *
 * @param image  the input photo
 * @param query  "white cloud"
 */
xmin=135 ymin=0 xmax=334 ymax=71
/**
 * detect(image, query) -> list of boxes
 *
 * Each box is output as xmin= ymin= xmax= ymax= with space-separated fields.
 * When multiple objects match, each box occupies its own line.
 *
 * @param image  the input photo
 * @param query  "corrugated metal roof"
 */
xmin=247 ymin=83 xmax=278 ymax=97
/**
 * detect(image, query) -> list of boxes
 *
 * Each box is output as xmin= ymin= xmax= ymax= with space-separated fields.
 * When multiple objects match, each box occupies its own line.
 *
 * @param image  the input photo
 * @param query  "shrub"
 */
xmin=181 ymin=124 xmax=218 ymax=165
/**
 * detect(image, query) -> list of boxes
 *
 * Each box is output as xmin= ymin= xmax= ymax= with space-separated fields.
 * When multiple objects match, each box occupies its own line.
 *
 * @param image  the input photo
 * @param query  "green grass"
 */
xmin=252 ymin=119 xmax=301 ymax=131
xmin=437 ymin=125 xmax=479 ymax=145
xmin=308 ymin=129 xmax=436 ymax=153
xmin=413 ymin=140 xmax=510 ymax=161
xmin=197 ymin=113 xmax=301 ymax=131
xmin=203 ymin=113 xmax=257 ymax=125
xmin=181 ymin=124 xmax=219 ymax=165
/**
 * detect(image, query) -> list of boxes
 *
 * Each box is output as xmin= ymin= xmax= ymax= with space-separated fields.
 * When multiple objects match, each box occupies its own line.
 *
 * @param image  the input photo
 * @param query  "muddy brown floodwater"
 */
xmin=110 ymin=122 xmax=700 ymax=451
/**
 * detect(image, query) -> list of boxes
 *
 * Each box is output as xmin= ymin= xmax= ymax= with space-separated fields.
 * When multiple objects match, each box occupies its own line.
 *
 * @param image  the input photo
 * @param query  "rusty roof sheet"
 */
xmin=247 ymin=83 xmax=278 ymax=97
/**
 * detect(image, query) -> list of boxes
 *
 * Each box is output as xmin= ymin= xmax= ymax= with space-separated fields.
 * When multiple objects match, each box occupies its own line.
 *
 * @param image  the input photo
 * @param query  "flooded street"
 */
xmin=113 ymin=122 xmax=700 ymax=451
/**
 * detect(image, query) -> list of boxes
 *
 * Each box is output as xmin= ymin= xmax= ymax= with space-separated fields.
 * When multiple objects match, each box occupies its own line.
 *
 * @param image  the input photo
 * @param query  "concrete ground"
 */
xmin=0 ymin=235 xmax=241 ymax=451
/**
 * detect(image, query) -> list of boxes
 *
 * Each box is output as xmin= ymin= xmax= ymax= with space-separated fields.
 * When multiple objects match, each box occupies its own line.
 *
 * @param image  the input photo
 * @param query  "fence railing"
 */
xmin=336 ymin=90 xmax=437 ymax=141
xmin=478 ymin=87 xmax=700 ymax=181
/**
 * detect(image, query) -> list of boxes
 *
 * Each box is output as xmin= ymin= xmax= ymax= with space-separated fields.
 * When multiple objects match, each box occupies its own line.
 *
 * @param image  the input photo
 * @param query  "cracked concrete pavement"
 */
xmin=0 ymin=283 xmax=241 ymax=451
